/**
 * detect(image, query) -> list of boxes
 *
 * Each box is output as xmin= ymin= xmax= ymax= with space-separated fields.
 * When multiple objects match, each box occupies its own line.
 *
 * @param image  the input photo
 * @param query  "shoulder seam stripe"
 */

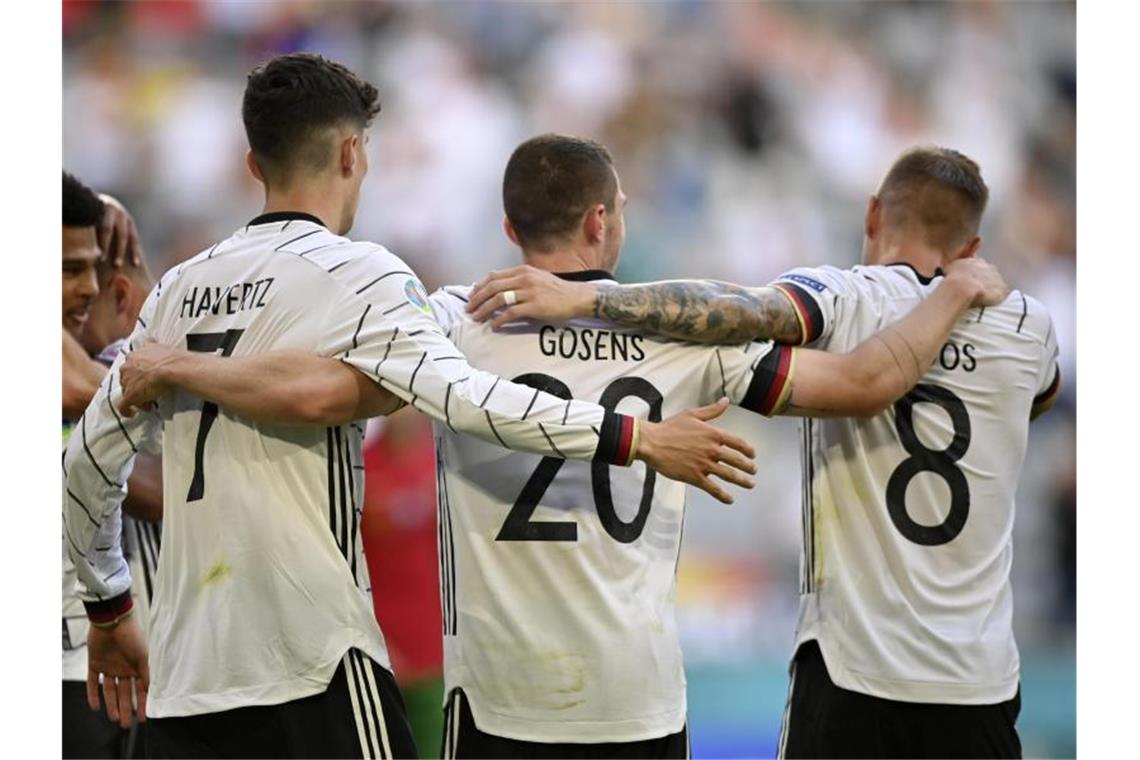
xmin=357 ymin=270 xmax=414 ymax=296
xmin=274 ymin=229 xmax=322 ymax=251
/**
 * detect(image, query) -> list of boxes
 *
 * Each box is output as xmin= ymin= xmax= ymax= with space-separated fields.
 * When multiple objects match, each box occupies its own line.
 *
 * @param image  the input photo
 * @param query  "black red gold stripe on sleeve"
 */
xmin=741 ymin=345 xmax=796 ymax=417
xmin=772 ymin=282 xmax=825 ymax=345
xmin=595 ymin=412 xmax=638 ymax=466
xmin=83 ymin=589 xmax=134 ymax=625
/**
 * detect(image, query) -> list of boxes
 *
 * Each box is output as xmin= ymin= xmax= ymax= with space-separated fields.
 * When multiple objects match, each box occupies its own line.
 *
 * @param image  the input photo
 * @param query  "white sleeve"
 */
xmin=427 ymin=285 xmax=472 ymax=339
xmin=319 ymin=252 xmax=638 ymax=465
xmin=1034 ymin=312 xmax=1061 ymax=403
xmin=62 ymin=295 xmax=162 ymax=621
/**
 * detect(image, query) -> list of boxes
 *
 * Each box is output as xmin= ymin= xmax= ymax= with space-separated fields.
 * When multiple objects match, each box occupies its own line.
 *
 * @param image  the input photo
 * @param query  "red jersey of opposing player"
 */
xmin=361 ymin=411 xmax=443 ymax=683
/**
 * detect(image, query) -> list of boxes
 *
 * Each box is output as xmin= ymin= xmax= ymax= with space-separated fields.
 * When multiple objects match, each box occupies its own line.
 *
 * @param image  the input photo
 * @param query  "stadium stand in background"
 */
xmin=63 ymin=2 xmax=1075 ymax=756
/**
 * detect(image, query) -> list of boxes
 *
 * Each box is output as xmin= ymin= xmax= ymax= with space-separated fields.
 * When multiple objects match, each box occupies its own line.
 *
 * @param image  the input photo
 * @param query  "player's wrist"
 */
xmin=587 ymin=283 xmax=611 ymax=319
xmin=159 ymin=347 xmax=198 ymax=387
xmin=594 ymin=412 xmax=640 ymax=467
xmin=84 ymin=589 xmax=134 ymax=629
xmin=941 ymin=269 xmax=982 ymax=306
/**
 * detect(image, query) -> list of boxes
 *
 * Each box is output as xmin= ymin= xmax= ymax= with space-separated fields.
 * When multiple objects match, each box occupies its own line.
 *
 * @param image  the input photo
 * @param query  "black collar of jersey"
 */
xmin=887 ymin=261 xmax=943 ymax=285
xmin=554 ymin=269 xmax=614 ymax=282
xmin=246 ymin=211 xmax=328 ymax=229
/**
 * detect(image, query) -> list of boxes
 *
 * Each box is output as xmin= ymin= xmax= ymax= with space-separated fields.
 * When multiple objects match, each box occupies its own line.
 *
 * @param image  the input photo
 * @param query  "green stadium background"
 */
xmin=62 ymin=1 xmax=1076 ymax=756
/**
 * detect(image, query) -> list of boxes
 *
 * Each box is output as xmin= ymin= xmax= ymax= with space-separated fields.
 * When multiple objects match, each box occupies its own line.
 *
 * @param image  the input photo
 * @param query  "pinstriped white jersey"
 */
xmin=62 ymin=216 xmax=638 ymax=718
xmin=773 ymin=263 xmax=1060 ymax=704
xmin=427 ymin=274 xmax=794 ymax=743
xmin=62 ymin=338 xmax=162 ymax=683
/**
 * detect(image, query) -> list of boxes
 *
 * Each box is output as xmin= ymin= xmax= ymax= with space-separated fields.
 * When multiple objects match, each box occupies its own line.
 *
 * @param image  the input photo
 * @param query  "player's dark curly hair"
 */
xmin=242 ymin=53 xmax=381 ymax=187
xmin=503 ymin=134 xmax=617 ymax=251
xmin=63 ymin=171 xmax=104 ymax=227
xmin=877 ymin=147 xmax=990 ymax=252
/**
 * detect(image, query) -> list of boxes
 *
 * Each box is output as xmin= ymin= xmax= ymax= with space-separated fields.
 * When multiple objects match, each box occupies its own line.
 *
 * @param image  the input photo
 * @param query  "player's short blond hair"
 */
xmin=877 ymin=147 xmax=989 ymax=252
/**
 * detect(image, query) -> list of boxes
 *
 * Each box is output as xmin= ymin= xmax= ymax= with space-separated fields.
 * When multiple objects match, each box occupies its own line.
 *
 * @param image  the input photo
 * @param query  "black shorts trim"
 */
xmin=146 ymin=650 xmax=418 ymax=759
xmin=779 ymin=641 xmax=1021 ymax=759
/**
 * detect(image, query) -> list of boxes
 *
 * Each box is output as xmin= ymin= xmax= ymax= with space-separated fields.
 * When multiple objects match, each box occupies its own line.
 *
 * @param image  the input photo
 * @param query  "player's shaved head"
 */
xmin=876 ymin=147 xmax=989 ymax=253
xmin=242 ymin=53 xmax=381 ymax=188
xmin=503 ymin=134 xmax=617 ymax=251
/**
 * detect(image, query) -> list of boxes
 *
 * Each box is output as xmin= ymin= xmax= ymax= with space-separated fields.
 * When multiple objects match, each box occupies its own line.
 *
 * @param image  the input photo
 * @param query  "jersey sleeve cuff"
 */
xmin=740 ymin=345 xmax=796 ymax=417
xmin=595 ymin=412 xmax=638 ymax=466
xmin=83 ymin=590 xmax=134 ymax=625
xmin=771 ymin=282 xmax=826 ymax=345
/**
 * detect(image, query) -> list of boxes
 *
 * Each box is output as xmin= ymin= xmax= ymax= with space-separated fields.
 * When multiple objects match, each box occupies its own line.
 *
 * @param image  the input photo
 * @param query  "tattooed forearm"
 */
xmin=592 ymin=280 xmax=804 ymax=345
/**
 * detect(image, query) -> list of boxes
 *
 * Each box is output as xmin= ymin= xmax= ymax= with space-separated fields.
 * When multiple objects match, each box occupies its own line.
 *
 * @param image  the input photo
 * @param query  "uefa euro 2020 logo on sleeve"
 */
xmin=404 ymin=278 xmax=432 ymax=315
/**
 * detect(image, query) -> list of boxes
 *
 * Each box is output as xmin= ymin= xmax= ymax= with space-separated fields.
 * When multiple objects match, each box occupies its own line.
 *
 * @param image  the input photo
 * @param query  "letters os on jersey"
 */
xmin=62 ymin=217 xmax=639 ymax=718
xmin=427 ymin=272 xmax=793 ymax=743
xmin=773 ymin=264 xmax=1060 ymax=705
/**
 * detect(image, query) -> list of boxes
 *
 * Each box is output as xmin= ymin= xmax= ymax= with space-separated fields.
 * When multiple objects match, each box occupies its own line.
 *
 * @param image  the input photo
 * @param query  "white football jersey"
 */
xmin=772 ymin=263 xmax=1060 ymax=704
xmin=63 ymin=215 xmax=643 ymax=718
xmin=428 ymin=272 xmax=794 ymax=743
xmin=62 ymin=338 xmax=160 ymax=683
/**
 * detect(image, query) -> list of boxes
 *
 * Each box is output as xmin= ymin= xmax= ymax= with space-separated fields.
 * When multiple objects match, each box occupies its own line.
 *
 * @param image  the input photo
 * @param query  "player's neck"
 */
xmin=520 ymin=247 xmax=612 ymax=276
xmin=872 ymin=240 xmax=946 ymax=278
xmin=260 ymin=188 xmax=343 ymax=234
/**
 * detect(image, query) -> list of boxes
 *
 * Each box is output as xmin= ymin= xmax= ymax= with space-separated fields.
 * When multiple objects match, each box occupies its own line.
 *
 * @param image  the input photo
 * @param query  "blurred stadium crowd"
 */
xmin=63 ymin=1 xmax=1075 ymax=755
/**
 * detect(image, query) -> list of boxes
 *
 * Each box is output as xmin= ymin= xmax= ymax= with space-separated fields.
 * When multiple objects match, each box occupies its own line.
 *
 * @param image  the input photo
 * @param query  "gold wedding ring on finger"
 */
xmin=502 ymin=289 xmax=518 ymax=307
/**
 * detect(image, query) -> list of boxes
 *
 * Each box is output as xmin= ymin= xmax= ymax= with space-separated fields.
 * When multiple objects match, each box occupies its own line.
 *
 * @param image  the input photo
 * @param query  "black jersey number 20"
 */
xmin=885 ymin=383 xmax=971 ymax=546
xmin=496 ymin=373 xmax=663 ymax=543
xmin=184 ymin=329 xmax=245 ymax=501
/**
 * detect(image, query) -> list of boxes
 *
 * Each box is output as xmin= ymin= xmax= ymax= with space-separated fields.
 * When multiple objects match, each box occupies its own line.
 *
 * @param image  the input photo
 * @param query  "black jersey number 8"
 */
xmin=495 ymin=373 xmax=663 ymax=543
xmin=184 ymin=329 xmax=245 ymax=501
xmin=886 ymin=383 xmax=971 ymax=546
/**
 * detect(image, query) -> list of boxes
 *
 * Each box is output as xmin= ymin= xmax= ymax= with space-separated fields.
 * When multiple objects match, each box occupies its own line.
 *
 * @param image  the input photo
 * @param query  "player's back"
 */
xmin=428 ymin=273 xmax=784 ymax=742
xmin=143 ymin=217 xmax=392 ymax=716
xmin=777 ymin=263 xmax=1059 ymax=704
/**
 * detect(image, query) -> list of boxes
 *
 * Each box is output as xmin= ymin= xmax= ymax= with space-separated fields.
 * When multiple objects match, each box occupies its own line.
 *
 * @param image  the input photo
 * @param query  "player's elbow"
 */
xmin=293 ymin=391 xmax=357 ymax=426
xmin=62 ymin=379 xmax=95 ymax=420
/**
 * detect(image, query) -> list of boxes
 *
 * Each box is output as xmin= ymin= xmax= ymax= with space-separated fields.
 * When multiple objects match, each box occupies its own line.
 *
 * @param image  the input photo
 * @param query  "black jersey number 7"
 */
xmin=184 ymin=329 xmax=245 ymax=501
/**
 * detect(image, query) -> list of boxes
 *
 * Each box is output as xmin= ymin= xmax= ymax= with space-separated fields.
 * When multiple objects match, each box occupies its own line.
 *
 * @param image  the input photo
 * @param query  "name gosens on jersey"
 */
xmin=428 ymin=271 xmax=795 ymax=743
xmin=62 ymin=215 xmax=641 ymax=718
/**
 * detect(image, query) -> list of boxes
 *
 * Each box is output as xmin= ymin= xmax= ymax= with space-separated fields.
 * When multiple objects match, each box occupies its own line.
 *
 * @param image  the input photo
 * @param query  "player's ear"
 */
xmin=503 ymin=217 xmax=522 ymax=247
xmin=340 ymin=133 xmax=359 ymax=177
xmin=245 ymin=150 xmax=265 ymax=184
xmin=583 ymin=203 xmax=606 ymax=245
xmin=112 ymin=274 xmax=132 ymax=317
xmin=953 ymin=236 xmax=982 ymax=261
xmin=865 ymin=195 xmax=881 ymax=239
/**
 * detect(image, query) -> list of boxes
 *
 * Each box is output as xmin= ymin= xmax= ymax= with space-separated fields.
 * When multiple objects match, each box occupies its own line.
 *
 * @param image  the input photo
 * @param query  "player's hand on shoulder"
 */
xmin=119 ymin=342 xmax=182 ymax=417
xmin=97 ymin=193 xmax=143 ymax=268
xmin=87 ymin=613 xmax=149 ymax=729
xmin=467 ymin=265 xmax=596 ymax=329
xmin=636 ymin=398 xmax=757 ymax=505
xmin=944 ymin=256 xmax=1009 ymax=308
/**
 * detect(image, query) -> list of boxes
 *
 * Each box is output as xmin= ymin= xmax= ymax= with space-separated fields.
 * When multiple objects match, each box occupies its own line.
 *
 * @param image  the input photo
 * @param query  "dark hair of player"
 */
xmin=877 ymin=146 xmax=990 ymax=252
xmin=63 ymin=171 xmax=104 ymax=228
xmin=503 ymin=134 xmax=618 ymax=251
xmin=242 ymin=52 xmax=381 ymax=187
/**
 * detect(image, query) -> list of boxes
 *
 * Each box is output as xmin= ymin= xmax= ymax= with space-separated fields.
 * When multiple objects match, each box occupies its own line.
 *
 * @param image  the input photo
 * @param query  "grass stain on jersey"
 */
xmin=200 ymin=561 xmax=232 ymax=589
